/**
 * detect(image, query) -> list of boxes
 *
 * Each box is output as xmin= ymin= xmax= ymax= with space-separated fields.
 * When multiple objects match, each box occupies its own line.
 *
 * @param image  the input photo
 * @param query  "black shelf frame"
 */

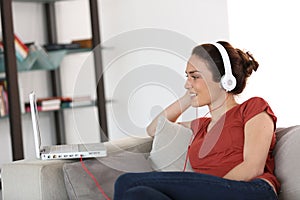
xmin=89 ymin=0 xmax=108 ymax=142
xmin=0 ymin=0 xmax=24 ymax=161
xmin=44 ymin=3 xmax=66 ymax=145
xmin=0 ymin=0 xmax=108 ymax=161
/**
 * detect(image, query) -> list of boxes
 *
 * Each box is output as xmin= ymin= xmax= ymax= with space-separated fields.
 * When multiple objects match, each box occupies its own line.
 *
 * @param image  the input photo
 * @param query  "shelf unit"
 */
xmin=0 ymin=0 xmax=108 ymax=161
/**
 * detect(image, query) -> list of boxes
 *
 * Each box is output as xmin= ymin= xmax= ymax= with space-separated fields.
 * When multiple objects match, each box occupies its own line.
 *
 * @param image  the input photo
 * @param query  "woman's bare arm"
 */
xmin=146 ymin=92 xmax=192 ymax=137
xmin=223 ymin=111 xmax=274 ymax=181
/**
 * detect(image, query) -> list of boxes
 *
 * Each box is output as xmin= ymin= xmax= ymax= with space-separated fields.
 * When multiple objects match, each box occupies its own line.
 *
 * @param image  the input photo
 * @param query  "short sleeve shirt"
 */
xmin=189 ymin=97 xmax=280 ymax=193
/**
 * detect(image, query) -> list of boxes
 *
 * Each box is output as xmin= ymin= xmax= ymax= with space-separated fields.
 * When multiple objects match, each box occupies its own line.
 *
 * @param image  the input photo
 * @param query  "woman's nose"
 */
xmin=184 ymin=78 xmax=191 ymax=89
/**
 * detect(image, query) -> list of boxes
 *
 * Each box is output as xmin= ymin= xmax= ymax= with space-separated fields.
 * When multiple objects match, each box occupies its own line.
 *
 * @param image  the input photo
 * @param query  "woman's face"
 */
xmin=185 ymin=54 xmax=224 ymax=107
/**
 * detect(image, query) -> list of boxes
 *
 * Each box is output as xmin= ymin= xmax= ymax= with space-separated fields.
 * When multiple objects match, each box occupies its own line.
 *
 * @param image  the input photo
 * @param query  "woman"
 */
xmin=114 ymin=41 xmax=279 ymax=200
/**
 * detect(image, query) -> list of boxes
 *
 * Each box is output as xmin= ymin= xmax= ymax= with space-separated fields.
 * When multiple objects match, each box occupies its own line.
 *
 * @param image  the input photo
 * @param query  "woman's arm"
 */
xmin=223 ymin=111 xmax=274 ymax=181
xmin=146 ymin=92 xmax=192 ymax=137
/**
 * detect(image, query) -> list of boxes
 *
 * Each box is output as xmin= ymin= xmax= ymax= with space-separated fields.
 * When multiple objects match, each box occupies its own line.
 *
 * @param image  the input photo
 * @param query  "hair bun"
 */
xmin=237 ymin=49 xmax=259 ymax=77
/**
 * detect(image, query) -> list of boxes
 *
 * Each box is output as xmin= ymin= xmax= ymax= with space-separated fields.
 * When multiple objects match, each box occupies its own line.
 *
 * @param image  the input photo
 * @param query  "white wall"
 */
xmin=55 ymin=0 xmax=230 ymax=140
xmin=227 ymin=0 xmax=300 ymax=128
xmin=0 ymin=0 xmax=229 ymax=167
xmin=103 ymin=0 xmax=230 ymax=139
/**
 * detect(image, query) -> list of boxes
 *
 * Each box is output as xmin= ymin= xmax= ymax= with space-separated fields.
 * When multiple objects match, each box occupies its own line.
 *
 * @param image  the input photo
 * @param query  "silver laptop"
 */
xmin=29 ymin=91 xmax=107 ymax=160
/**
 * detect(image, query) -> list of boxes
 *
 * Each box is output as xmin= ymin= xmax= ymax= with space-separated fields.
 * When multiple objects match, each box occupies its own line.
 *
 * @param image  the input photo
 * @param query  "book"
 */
xmin=25 ymin=104 xmax=42 ymax=112
xmin=43 ymin=43 xmax=80 ymax=51
xmin=0 ymin=85 xmax=6 ymax=116
xmin=71 ymin=39 xmax=92 ymax=49
xmin=41 ymin=104 xmax=60 ymax=111
xmin=37 ymin=97 xmax=61 ymax=111
xmin=38 ymin=98 xmax=61 ymax=107
xmin=70 ymin=95 xmax=93 ymax=107
xmin=70 ymin=101 xmax=93 ymax=107
xmin=0 ymin=79 xmax=9 ymax=117
xmin=0 ymin=42 xmax=3 ymax=52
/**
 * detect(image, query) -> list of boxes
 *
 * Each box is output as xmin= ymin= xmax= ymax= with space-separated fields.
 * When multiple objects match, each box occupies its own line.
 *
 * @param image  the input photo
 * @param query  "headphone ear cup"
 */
xmin=221 ymin=74 xmax=237 ymax=92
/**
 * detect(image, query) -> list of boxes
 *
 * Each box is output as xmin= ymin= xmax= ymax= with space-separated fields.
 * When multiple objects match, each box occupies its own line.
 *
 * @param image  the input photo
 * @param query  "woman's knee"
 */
xmin=115 ymin=172 xmax=155 ymax=188
xmin=115 ymin=172 xmax=145 ymax=196
xmin=115 ymin=173 xmax=137 ymax=188
xmin=123 ymin=186 xmax=171 ymax=200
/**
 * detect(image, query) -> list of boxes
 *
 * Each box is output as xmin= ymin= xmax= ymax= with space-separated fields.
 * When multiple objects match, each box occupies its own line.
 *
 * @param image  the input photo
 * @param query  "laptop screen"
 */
xmin=29 ymin=91 xmax=42 ymax=159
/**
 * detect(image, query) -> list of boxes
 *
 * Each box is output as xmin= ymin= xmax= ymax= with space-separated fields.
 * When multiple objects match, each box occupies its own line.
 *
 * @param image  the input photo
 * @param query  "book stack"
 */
xmin=25 ymin=95 xmax=93 ymax=112
xmin=25 ymin=97 xmax=62 ymax=112
xmin=39 ymin=98 xmax=61 ymax=111
xmin=0 ymin=34 xmax=29 ymax=62
xmin=0 ymin=79 xmax=9 ymax=117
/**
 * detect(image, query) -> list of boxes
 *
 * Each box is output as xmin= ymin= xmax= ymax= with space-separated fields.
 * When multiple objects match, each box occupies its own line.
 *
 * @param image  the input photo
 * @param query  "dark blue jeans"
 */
xmin=114 ymin=172 xmax=278 ymax=200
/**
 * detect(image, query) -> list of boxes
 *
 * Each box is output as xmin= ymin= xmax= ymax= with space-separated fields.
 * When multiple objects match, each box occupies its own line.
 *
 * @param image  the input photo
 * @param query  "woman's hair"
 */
xmin=192 ymin=41 xmax=259 ymax=94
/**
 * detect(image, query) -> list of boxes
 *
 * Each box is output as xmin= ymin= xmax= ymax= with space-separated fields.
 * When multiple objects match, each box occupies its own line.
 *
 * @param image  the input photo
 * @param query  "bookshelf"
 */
xmin=0 ymin=0 xmax=108 ymax=161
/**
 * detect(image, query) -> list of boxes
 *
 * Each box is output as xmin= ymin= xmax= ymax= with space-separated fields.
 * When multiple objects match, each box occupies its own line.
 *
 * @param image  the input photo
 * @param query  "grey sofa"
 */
xmin=1 ymin=137 xmax=153 ymax=200
xmin=1 ymin=125 xmax=300 ymax=200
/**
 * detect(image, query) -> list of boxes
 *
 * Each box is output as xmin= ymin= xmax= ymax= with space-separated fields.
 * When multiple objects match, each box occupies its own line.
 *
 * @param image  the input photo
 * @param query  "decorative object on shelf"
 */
xmin=0 ymin=78 xmax=9 ymax=117
xmin=0 ymin=33 xmax=29 ymax=62
xmin=71 ymin=38 xmax=92 ymax=49
xmin=0 ymin=33 xmax=37 ymax=72
xmin=14 ymin=34 xmax=29 ymax=62
xmin=29 ymin=44 xmax=67 ymax=71
xmin=0 ymin=44 xmax=68 ymax=73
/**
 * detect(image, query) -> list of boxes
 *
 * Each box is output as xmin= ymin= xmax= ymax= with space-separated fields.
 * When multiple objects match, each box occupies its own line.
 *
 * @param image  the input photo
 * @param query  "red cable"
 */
xmin=182 ymin=145 xmax=191 ymax=172
xmin=80 ymin=156 xmax=111 ymax=200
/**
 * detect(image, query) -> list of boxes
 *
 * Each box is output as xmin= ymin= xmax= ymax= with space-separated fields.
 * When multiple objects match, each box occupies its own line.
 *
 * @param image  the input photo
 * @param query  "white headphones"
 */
xmin=212 ymin=42 xmax=237 ymax=92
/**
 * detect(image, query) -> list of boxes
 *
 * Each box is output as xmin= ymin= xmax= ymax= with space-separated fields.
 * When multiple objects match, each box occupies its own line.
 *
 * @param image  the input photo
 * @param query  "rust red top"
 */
xmin=189 ymin=97 xmax=280 ymax=193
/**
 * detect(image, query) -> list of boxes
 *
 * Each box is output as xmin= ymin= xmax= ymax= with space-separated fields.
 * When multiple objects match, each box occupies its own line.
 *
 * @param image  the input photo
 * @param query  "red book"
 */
xmin=14 ymin=34 xmax=29 ymax=53
xmin=0 ymin=41 xmax=3 ymax=52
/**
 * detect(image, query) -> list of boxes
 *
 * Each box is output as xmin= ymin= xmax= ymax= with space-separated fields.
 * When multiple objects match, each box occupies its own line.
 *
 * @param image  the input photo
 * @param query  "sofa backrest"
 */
xmin=274 ymin=125 xmax=300 ymax=200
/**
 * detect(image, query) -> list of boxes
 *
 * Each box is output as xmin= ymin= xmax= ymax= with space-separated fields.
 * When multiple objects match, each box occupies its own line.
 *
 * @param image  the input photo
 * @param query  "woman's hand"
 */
xmin=177 ymin=121 xmax=192 ymax=129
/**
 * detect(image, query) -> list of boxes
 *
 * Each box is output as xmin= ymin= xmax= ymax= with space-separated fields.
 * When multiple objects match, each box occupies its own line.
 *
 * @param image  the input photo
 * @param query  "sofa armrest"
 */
xmin=1 ymin=137 xmax=153 ymax=200
xmin=2 ymin=159 xmax=72 ymax=200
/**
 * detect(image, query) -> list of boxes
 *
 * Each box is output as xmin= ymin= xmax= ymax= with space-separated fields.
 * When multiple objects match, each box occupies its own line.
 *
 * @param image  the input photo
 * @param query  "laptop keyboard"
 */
xmin=78 ymin=143 xmax=104 ymax=151
xmin=49 ymin=144 xmax=79 ymax=153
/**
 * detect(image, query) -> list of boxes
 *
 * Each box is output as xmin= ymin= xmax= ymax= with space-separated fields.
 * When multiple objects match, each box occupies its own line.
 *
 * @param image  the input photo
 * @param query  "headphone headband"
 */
xmin=211 ymin=42 xmax=237 ymax=92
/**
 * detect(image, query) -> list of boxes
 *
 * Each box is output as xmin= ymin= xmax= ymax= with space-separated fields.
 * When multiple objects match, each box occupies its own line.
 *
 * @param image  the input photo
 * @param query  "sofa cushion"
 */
xmin=103 ymin=136 xmax=153 ymax=155
xmin=63 ymin=151 xmax=153 ymax=200
xmin=274 ymin=125 xmax=300 ymax=200
xmin=148 ymin=116 xmax=193 ymax=171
